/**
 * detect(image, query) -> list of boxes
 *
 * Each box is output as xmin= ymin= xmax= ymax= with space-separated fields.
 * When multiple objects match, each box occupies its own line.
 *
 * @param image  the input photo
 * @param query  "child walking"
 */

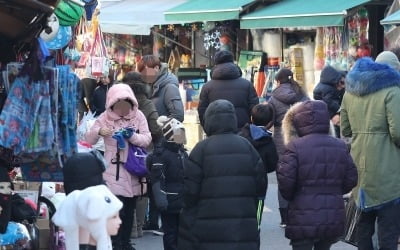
xmin=277 ymin=100 xmax=357 ymax=250
xmin=85 ymin=83 xmax=152 ymax=250
xmin=239 ymin=103 xmax=278 ymax=174
xmin=147 ymin=116 xmax=188 ymax=250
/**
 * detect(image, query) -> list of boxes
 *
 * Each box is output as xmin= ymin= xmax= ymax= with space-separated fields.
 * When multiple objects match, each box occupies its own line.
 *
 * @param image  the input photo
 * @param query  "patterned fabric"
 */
xmin=57 ymin=65 xmax=79 ymax=157
xmin=0 ymin=77 xmax=45 ymax=154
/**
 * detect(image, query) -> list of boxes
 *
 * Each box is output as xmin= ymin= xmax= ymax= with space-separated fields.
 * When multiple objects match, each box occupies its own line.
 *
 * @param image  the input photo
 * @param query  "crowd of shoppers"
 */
xmin=79 ymin=49 xmax=400 ymax=250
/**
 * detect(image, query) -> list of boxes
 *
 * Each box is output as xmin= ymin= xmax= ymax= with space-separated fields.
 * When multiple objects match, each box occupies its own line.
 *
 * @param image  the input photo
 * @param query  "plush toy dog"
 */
xmin=52 ymin=185 xmax=122 ymax=250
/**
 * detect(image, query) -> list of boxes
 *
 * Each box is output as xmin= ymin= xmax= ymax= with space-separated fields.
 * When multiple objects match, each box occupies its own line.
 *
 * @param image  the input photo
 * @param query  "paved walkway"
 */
xmin=133 ymin=174 xmax=357 ymax=250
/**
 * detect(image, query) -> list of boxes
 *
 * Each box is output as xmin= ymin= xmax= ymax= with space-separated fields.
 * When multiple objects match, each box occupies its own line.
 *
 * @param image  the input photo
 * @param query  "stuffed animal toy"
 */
xmin=52 ymin=185 xmax=122 ymax=250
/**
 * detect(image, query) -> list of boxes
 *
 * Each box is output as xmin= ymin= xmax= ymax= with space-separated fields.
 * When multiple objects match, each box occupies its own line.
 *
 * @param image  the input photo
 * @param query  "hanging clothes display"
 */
xmin=0 ymin=39 xmax=79 ymax=181
xmin=0 ymin=76 xmax=47 ymax=154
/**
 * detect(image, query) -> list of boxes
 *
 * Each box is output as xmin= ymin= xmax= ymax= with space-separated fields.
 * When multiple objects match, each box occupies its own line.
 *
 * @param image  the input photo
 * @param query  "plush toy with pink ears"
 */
xmin=52 ymin=185 xmax=122 ymax=250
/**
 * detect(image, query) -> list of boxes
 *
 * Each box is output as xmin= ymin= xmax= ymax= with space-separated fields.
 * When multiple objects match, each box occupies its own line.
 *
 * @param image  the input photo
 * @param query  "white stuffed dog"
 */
xmin=52 ymin=185 xmax=122 ymax=250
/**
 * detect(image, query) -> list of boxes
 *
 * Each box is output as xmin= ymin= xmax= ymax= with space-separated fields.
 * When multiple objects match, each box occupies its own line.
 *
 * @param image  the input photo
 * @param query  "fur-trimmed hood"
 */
xmin=282 ymin=100 xmax=333 ymax=145
xmin=346 ymin=57 xmax=400 ymax=96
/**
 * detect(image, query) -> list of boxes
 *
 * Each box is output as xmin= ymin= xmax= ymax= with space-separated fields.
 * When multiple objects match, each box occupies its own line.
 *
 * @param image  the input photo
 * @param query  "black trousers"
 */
xmin=147 ymin=185 xmax=160 ymax=228
xmin=290 ymin=238 xmax=336 ymax=250
xmin=161 ymin=212 xmax=179 ymax=250
xmin=112 ymin=195 xmax=137 ymax=246
xmin=356 ymin=202 xmax=400 ymax=250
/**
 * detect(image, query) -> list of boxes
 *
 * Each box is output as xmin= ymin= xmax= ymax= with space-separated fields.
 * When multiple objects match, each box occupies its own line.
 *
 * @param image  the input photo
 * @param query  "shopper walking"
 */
xmin=123 ymin=71 xmax=163 ymax=239
xmin=178 ymin=99 xmax=267 ymax=250
xmin=268 ymin=68 xmax=308 ymax=227
xmin=197 ymin=50 xmax=259 ymax=130
xmin=90 ymin=71 xmax=115 ymax=117
xmin=137 ymin=54 xmax=184 ymax=235
xmin=278 ymin=100 xmax=357 ymax=250
xmin=313 ymin=66 xmax=345 ymax=137
xmin=340 ymin=52 xmax=400 ymax=250
xmin=85 ymin=83 xmax=152 ymax=250
xmin=137 ymin=55 xmax=184 ymax=122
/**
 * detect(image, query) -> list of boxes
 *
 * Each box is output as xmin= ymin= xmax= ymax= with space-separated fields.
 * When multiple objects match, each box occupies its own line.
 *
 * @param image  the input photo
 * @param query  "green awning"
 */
xmin=381 ymin=10 xmax=400 ymax=25
xmin=241 ymin=0 xmax=370 ymax=29
xmin=164 ymin=0 xmax=256 ymax=23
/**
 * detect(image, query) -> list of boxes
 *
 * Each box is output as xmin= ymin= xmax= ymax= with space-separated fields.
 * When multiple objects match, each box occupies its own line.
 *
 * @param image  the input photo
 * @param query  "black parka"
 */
xmin=197 ymin=63 xmax=259 ymax=130
xmin=179 ymin=99 xmax=267 ymax=250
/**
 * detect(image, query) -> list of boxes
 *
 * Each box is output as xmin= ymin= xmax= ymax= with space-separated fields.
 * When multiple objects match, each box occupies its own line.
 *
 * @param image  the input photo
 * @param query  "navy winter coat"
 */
xmin=277 ymin=100 xmax=357 ymax=240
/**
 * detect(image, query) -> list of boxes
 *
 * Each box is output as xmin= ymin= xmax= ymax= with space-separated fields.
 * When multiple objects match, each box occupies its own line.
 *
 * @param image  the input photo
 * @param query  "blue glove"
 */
xmin=112 ymin=131 xmax=126 ymax=149
xmin=122 ymin=127 xmax=135 ymax=139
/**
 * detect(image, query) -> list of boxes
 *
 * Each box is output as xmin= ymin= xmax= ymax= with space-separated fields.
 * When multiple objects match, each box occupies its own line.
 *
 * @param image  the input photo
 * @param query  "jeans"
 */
xmin=112 ymin=196 xmax=137 ymax=246
xmin=357 ymin=202 xmax=400 ymax=250
xmin=291 ymin=238 xmax=335 ymax=250
xmin=161 ymin=212 xmax=179 ymax=250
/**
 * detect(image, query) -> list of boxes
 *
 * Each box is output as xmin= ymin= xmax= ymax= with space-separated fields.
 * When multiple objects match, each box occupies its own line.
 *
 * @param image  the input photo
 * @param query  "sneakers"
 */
xmin=279 ymin=223 xmax=287 ymax=228
xmin=152 ymin=228 xmax=164 ymax=236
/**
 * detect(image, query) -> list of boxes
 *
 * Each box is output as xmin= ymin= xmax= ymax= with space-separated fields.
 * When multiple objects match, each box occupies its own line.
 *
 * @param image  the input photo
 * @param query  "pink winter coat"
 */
xmin=85 ymin=84 xmax=151 ymax=197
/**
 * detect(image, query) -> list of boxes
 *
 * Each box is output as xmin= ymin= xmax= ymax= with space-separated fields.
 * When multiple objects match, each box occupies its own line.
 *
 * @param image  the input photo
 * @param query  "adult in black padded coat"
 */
xmin=313 ymin=66 xmax=345 ymax=137
xmin=179 ymin=99 xmax=267 ymax=250
xmin=197 ymin=50 xmax=259 ymax=130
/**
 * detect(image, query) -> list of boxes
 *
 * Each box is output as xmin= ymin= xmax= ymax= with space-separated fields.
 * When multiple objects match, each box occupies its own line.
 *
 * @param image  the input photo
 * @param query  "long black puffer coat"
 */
xmin=197 ymin=62 xmax=259 ymax=130
xmin=277 ymin=100 xmax=357 ymax=240
xmin=179 ymin=99 xmax=267 ymax=250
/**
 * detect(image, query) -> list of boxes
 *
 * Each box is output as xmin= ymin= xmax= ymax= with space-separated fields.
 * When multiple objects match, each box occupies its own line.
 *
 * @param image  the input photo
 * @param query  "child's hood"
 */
xmin=249 ymin=124 xmax=272 ymax=141
xmin=105 ymin=83 xmax=139 ymax=111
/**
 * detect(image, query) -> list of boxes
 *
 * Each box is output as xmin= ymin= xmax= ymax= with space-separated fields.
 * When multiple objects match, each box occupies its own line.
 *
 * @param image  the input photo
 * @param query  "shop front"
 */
xmin=240 ymin=0 xmax=388 ymax=95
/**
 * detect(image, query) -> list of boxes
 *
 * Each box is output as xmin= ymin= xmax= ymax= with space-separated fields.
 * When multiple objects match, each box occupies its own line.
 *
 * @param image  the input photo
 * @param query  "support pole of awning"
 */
xmin=151 ymin=30 xmax=209 ymax=60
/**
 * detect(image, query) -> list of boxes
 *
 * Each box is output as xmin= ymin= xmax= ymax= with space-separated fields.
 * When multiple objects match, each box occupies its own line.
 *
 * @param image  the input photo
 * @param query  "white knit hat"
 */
xmin=375 ymin=51 xmax=400 ymax=70
xmin=157 ymin=116 xmax=186 ymax=144
xmin=52 ymin=185 xmax=122 ymax=250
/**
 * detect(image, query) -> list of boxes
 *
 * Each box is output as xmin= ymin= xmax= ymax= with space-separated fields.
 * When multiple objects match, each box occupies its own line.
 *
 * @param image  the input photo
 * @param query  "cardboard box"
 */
xmin=37 ymin=218 xmax=50 ymax=250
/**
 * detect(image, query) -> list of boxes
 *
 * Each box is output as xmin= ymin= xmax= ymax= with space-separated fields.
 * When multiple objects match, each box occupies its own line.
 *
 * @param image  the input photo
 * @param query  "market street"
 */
xmin=133 ymin=174 xmax=357 ymax=250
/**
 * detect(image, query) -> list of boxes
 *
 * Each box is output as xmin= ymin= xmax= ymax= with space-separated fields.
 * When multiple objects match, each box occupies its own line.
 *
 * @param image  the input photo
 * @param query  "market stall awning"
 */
xmin=240 ymin=0 xmax=370 ymax=29
xmin=381 ymin=9 xmax=400 ymax=25
xmin=164 ymin=0 xmax=257 ymax=23
xmin=100 ymin=0 xmax=187 ymax=35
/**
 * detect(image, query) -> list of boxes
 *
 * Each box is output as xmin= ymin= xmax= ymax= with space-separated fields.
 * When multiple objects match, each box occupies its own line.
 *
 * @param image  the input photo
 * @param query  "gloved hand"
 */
xmin=112 ymin=131 xmax=126 ymax=149
xmin=122 ymin=127 xmax=135 ymax=139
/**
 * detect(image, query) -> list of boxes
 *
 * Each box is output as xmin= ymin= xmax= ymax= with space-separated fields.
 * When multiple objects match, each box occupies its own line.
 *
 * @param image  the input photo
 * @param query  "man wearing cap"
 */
xmin=340 ymin=51 xmax=400 ymax=249
xmin=198 ymin=50 xmax=259 ymax=130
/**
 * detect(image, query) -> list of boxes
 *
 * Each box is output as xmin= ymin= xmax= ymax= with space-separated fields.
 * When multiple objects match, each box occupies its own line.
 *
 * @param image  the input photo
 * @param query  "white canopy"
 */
xmin=99 ymin=0 xmax=187 ymax=35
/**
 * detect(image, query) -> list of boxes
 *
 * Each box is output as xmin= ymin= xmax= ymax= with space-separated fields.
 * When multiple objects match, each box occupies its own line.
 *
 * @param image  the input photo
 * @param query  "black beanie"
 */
xmin=214 ymin=50 xmax=234 ymax=65
xmin=275 ymin=68 xmax=293 ymax=83
xmin=63 ymin=151 xmax=105 ymax=194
